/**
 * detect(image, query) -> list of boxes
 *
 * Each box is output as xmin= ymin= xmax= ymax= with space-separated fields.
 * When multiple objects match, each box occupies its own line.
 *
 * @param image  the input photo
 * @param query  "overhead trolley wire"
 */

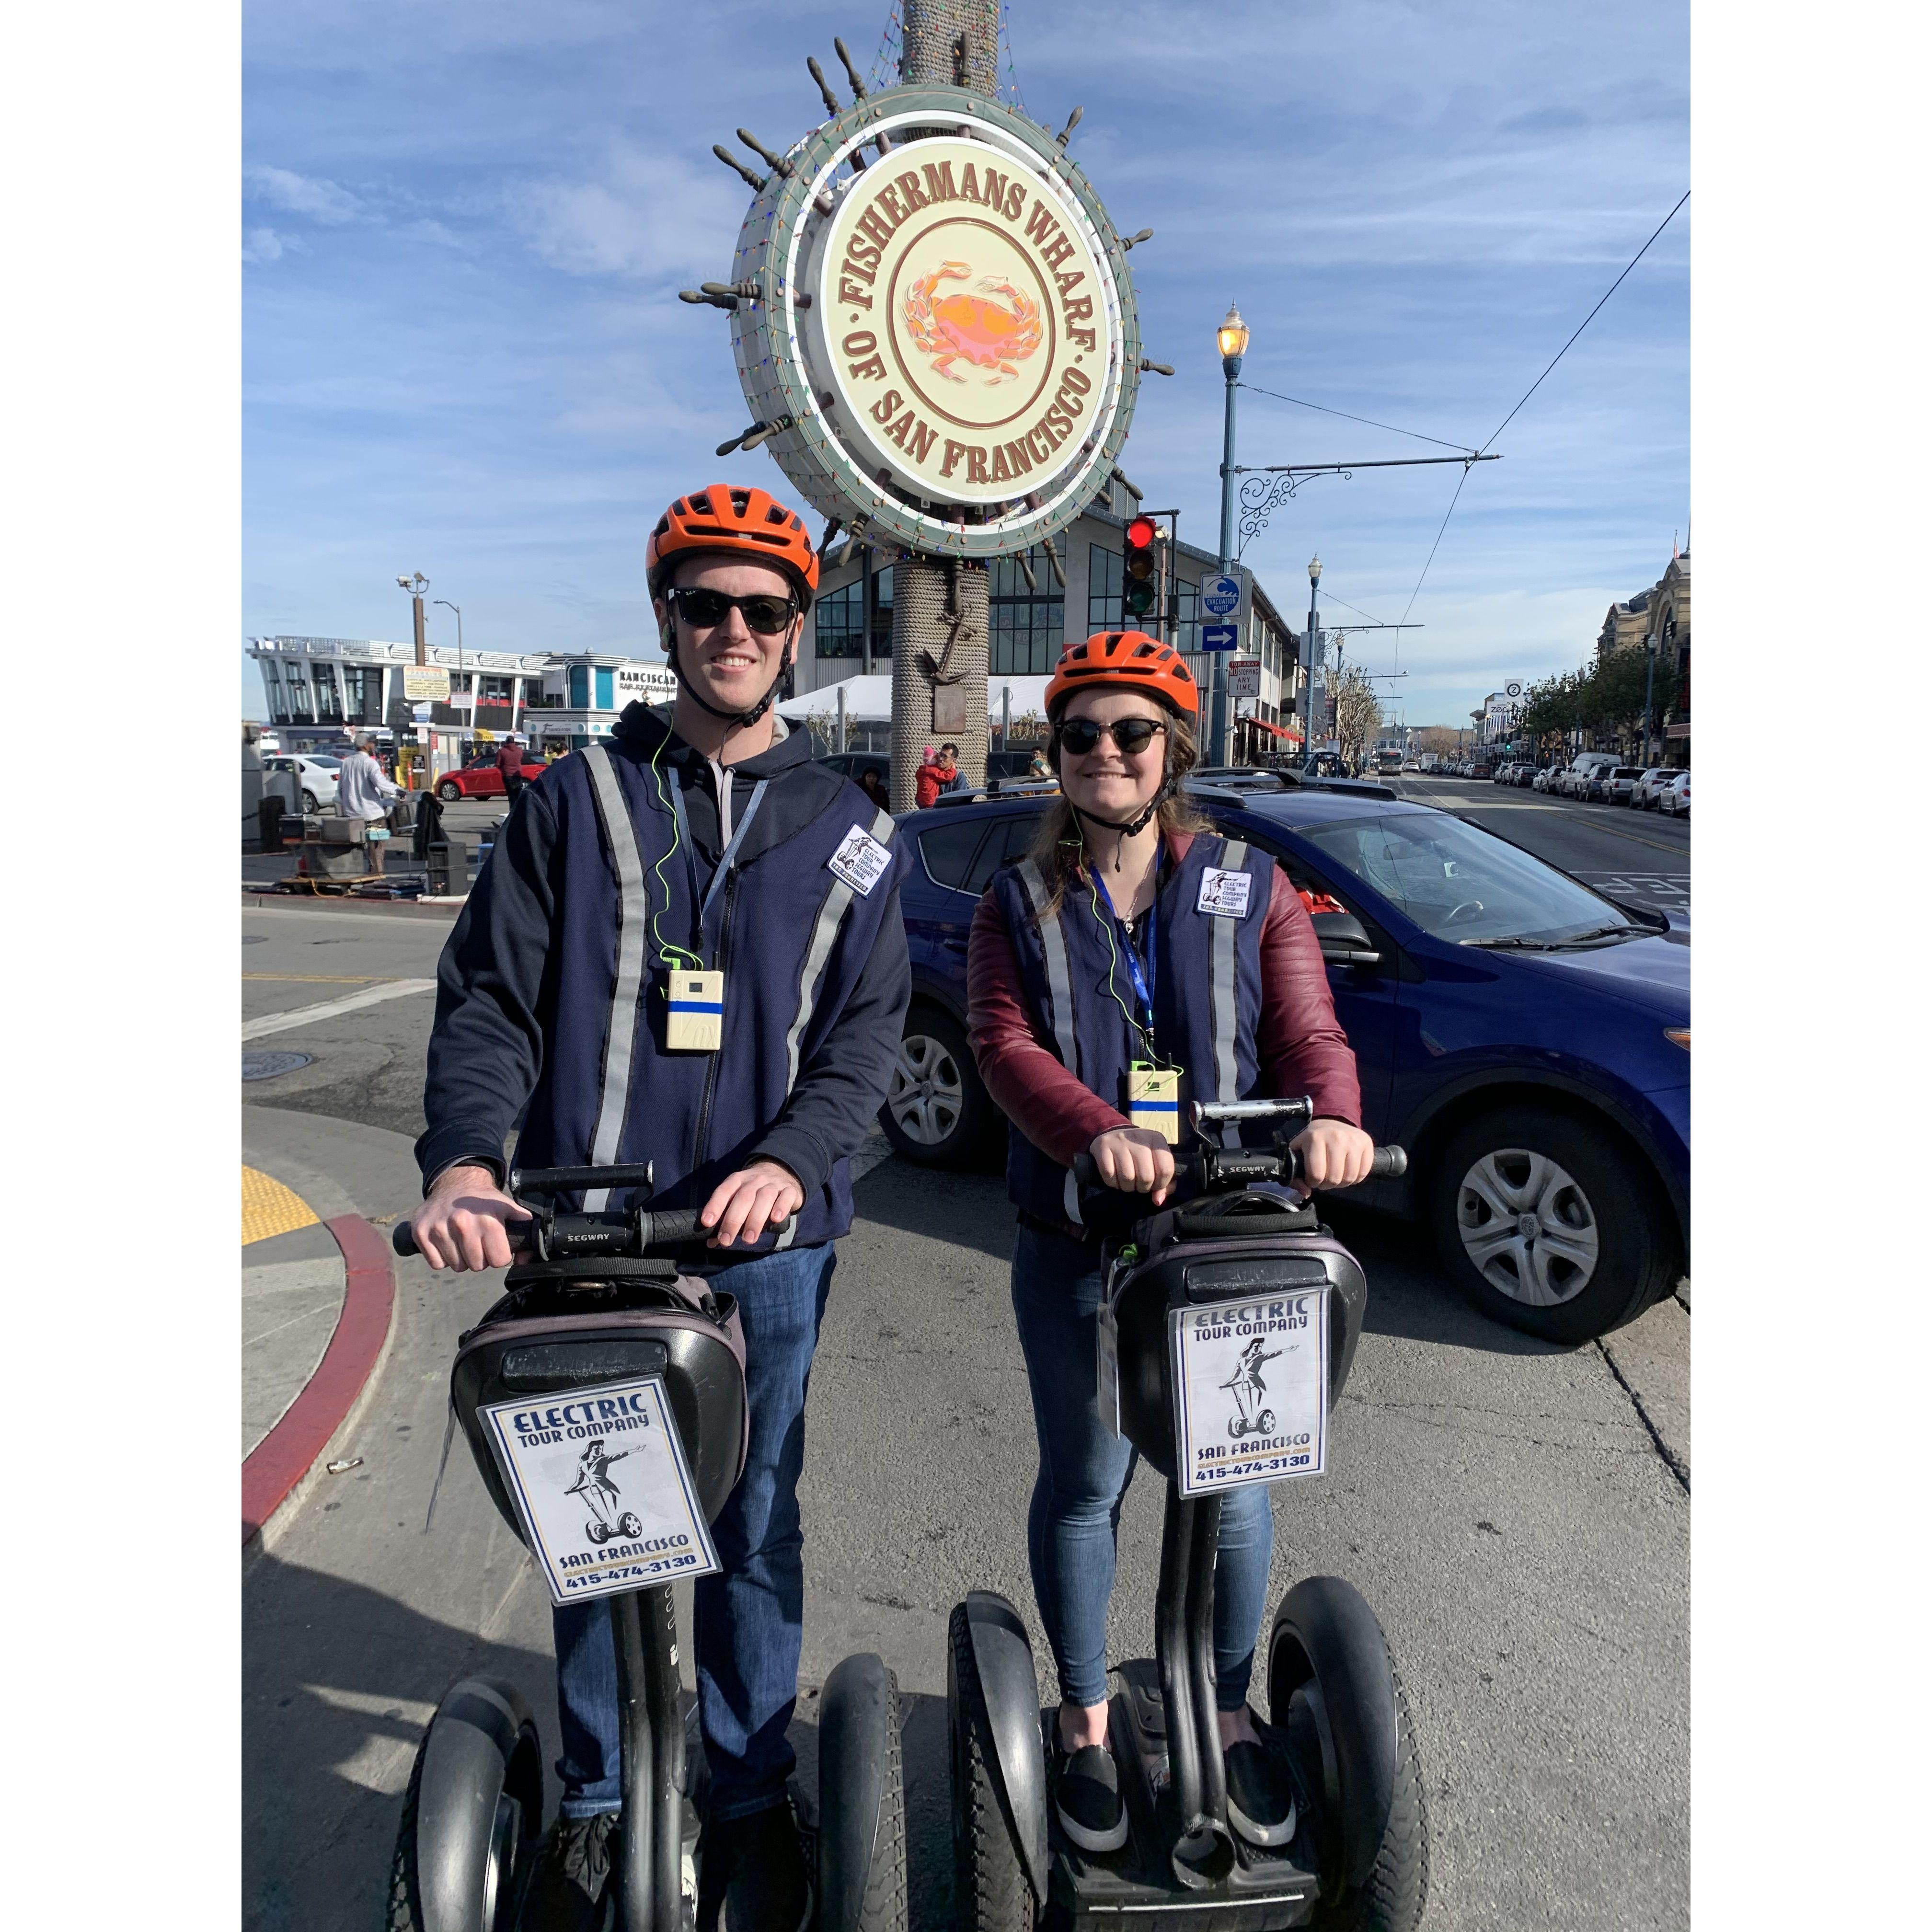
xmin=1236 ymin=381 xmax=1477 ymax=455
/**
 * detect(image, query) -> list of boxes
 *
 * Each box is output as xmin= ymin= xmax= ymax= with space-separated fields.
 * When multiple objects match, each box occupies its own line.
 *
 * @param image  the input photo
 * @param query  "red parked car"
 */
xmin=435 ymin=753 xmax=548 ymax=802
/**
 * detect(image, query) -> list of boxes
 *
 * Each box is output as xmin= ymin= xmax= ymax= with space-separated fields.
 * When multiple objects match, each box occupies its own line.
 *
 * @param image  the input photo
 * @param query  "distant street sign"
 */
xmin=1201 ymin=623 xmax=1240 ymax=652
xmin=1506 ymin=680 xmax=1522 ymax=698
xmin=1228 ymin=658 xmax=1262 ymax=699
xmin=1202 ymin=574 xmax=1242 ymax=618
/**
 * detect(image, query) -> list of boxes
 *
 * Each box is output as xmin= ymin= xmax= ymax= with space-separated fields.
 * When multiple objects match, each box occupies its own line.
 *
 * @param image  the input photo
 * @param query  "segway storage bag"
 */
xmin=450 ymin=1271 xmax=749 ymax=1542
xmin=1109 ymin=1193 xmax=1368 ymax=1481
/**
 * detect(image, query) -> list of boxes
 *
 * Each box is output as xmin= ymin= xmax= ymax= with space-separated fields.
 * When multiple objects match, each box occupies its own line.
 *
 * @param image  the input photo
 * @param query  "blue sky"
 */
xmin=243 ymin=0 xmax=1688 ymax=728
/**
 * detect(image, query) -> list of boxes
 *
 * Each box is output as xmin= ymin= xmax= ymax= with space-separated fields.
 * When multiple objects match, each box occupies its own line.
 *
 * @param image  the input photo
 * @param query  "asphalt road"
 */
xmin=1380 ymin=773 xmax=1691 ymax=925
xmin=241 ymin=811 xmax=1689 ymax=1929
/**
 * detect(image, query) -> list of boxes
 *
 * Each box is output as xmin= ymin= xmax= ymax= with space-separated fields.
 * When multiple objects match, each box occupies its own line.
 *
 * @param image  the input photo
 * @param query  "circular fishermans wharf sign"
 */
xmin=726 ymin=88 xmax=1142 ymax=558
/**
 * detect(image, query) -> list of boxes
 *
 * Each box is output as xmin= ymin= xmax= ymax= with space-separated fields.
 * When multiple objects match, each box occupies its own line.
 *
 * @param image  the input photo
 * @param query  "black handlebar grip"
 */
xmin=640 ymin=1208 xmax=703 ymax=1249
xmin=1070 ymin=1153 xmax=1098 ymax=1188
xmin=1369 ymin=1145 xmax=1408 ymax=1178
xmin=392 ymin=1220 xmax=420 ymax=1257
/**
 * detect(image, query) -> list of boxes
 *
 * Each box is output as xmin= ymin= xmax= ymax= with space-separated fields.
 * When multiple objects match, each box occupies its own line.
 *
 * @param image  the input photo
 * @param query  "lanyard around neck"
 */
xmin=1091 ymin=866 xmax=1158 ymax=1025
xmin=666 ymin=765 xmax=769 ymax=952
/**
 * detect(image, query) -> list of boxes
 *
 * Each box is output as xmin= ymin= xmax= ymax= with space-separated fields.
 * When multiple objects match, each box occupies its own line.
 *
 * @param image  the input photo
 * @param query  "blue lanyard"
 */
xmin=666 ymin=766 xmax=769 ymax=958
xmin=1092 ymin=869 xmax=1157 ymax=1028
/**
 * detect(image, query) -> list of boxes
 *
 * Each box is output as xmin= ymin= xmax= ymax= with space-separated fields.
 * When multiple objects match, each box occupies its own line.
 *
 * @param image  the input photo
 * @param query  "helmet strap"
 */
xmin=1071 ymin=776 xmax=1173 ymax=842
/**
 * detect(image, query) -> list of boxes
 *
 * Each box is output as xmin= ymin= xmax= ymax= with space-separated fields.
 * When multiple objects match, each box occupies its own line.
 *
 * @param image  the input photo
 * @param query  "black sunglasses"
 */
xmin=667 ymin=586 xmax=799 ymax=635
xmin=1054 ymin=716 xmax=1168 ymax=756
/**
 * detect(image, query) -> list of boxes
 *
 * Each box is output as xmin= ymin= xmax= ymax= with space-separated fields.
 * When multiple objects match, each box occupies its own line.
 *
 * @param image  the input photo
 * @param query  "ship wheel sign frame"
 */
xmin=718 ymin=84 xmax=1143 ymax=560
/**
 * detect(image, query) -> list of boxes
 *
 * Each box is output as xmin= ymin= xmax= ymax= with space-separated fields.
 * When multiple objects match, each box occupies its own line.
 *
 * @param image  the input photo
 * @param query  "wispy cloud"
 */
xmin=245 ymin=163 xmax=362 ymax=225
xmin=506 ymin=146 xmax=742 ymax=283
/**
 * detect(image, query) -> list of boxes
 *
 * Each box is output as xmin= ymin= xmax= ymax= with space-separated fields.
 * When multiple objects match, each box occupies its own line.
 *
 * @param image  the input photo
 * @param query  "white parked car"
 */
xmin=1658 ymin=770 xmax=1690 ymax=816
xmin=265 ymin=753 xmax=342 ymax=813
xmin=1631 ymin=768 xmax=1675 ymax=809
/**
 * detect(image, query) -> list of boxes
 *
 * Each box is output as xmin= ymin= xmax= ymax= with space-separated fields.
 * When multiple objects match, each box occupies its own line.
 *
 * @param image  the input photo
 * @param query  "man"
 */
xmin=935 ymin=741 xmax=965 ymax=792
xmin=336 ymin=732 xmax=401 ymax=874
xmin=496 ymin=732 xmax=527 ymax=805
xmin=410 ymin=482 xmax=910 ymax=1932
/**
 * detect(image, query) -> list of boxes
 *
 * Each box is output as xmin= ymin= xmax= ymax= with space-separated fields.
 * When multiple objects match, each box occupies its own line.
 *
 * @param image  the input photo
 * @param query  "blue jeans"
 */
xmin=554 ymin=1242 xmax=836 ymax=1820
xmin=1011 ymin=1220 xmax=1273 ymax=1714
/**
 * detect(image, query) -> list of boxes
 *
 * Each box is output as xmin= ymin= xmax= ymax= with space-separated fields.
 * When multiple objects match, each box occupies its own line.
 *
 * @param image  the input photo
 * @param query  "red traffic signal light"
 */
xmin=1124 ymin=515 xmax=1158 ymax=616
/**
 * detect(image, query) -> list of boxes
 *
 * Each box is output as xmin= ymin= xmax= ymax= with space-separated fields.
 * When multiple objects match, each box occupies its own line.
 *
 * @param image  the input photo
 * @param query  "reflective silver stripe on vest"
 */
xmin=1015 ymin=858 xmax=1080 ymax=1078
xmin=1063 ymin=1165 xmax=1085 ymax=1228
xmin=773 ymin=804 xmax=897 ymax=1250
xmin=580 ymin=745 xmax=651 ymax=1211
xmin=1210 ymin=839 xmax=1248 ymax=1144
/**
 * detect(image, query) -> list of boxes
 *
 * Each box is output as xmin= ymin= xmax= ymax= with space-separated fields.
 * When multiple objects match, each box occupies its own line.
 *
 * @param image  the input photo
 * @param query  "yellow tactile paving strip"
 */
xmin=243 ymin=1166 xmax=321 ymax=1245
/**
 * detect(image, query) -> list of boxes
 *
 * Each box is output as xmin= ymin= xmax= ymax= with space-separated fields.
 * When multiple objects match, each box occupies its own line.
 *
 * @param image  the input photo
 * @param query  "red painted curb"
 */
xmin=242 ymin=1214 xmax=397 ymax=1545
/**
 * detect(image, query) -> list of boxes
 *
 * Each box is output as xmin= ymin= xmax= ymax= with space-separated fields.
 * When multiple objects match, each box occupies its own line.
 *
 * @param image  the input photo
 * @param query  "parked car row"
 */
xmin=1483 ymin=756 xmax=1690 ymax=816
xmin=879 ymin=772 xmax=1689 ymax=1346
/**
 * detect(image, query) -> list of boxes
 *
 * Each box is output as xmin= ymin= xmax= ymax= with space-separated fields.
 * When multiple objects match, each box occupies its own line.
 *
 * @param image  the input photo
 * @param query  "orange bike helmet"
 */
xmin=645 ymin=483 xmax=819 ymax=608
xmin=1044 ymin=631 xmax=1200 ymax=720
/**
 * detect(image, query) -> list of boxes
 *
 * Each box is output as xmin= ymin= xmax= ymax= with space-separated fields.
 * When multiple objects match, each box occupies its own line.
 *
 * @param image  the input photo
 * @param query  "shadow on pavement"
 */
xmin=244 ymin=1549 xmax=555 ymax=1932
xmin=853 ymin=1156 xmax=1019 ymax=1265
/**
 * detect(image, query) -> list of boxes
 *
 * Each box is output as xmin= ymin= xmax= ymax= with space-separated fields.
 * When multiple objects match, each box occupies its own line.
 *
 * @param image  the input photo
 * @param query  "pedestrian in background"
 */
xmin=937 ymin=742 xmax=965 ymax=793
xmin=338 ymin=732 xmax=402 ymax=875
xmin=497 ymin=733 xmax=527 ymax=805
xmin=915 ymin=744 xmax=944 ymax=809
xmin=1028 ymin=744 xmax=1052 ymax=781
xmin=858 ymin=766 xmax=889 ymax=810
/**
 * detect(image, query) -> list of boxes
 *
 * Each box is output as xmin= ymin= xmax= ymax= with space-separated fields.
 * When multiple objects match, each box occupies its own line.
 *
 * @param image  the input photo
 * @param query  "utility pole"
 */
xmin=1642 ymin=630 xmax=1657 ymax=766
xmin=398 ymin=573 xmax=429 ymax=665
xmin=887 ymin=0 xmax=999 ymax=811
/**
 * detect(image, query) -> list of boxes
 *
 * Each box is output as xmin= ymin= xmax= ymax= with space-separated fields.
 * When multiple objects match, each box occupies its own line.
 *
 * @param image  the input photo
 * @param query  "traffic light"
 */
xmin=1123 ymin=515 xmax=1158 ymax=621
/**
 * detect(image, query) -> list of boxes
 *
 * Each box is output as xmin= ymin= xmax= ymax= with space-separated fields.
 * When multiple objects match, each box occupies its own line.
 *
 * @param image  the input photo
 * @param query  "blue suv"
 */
xmin=883 ymin=778 xmax=1688 ymax=1344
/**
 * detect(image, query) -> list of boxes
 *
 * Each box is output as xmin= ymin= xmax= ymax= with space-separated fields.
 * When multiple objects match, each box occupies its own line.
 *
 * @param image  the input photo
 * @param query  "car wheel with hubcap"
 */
xmin=879 ymin=1008 xmax=988 ymax=1167
xmin=1428 ymin=1105 xmax=1675 ymax=1343
xmin=302 ymin=790 xmax=320 ymax=813
xmin=437 ymin=779 xmax=462 ymax=803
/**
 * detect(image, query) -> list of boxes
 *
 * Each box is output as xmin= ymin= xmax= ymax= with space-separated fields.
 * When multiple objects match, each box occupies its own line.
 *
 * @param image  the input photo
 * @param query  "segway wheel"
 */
xmin=618 ymin=1512 xmax=642 ymax=1538
xmin=587 ymin=1520 xmax=609 ymax=1544
xmin=1257 ymin=1410 xmax=1276 ymax=1434
xmin=1310 ymin=1667 xmax=1429 ymax=1932
xmin=816 ymin=1653 xmax=909 ymax=1932
xmin=947 ymin=1605 xmax=1036 ymax=1931
xmin=385 ymin=1679 xmax=544 ymax=1932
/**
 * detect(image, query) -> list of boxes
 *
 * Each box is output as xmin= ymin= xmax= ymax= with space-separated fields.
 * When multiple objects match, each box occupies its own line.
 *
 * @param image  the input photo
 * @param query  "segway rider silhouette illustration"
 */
xmin=967 ymin=630 xmax=1377 ymax=1857
xmin=410 ymin=483 xmax=911 ymax=1932
xmin=1222 ymin=1338 xmax=1282 ymax=1436
xmin=565 ymin=1440 xmax=636 ymax=1541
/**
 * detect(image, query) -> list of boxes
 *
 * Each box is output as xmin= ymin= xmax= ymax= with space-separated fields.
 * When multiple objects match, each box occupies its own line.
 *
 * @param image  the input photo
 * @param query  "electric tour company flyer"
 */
xmin=1170 ymin=1291 xmax=1330 ymax=1496
xmin=481 ymin=1376 xmax=721 ymax=1606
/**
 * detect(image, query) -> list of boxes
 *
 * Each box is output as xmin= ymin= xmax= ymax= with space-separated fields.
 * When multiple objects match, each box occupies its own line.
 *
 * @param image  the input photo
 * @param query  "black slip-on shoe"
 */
xmin=1054 ymin=1739 xmax=1129 ymax=1854
xmin=527 ymin=1810 xmax=618 ymax=1932
xmin=697 ymin=1801 xmax=813 ymax=1932
xmin=1225 ymin=1735 xmax=1298 ymax=1848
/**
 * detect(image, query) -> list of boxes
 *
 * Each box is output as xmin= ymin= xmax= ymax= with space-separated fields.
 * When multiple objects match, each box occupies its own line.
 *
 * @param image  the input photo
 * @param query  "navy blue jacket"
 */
xmin=417 ymin=705 xmax=911 ymax=1250
xmin=990 ymin=833 xmax=1275 ymax=1228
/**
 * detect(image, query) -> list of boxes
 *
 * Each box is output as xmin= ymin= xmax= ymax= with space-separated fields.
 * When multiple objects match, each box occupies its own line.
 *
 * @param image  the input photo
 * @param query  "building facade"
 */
xmin=1590 ymin=545 xmax=1690 ymax=763
xmin=792 ymin=478 xmax=1304 ymax=751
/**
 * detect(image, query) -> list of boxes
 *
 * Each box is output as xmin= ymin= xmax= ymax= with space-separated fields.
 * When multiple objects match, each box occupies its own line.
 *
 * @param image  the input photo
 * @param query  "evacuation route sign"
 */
xmin=481 ymin=1376 xmax=720 ymax=1606
xmin=1169 ymin=1291 xmax=1329 ymax=1495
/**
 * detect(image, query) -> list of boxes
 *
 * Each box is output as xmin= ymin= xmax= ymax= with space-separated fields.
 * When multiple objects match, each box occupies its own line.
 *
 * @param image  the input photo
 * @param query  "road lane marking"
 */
xmin=242 ymin=978 xmax=438 ymax=1041
xmin=242 ymin=974 xmax=395 ymax=984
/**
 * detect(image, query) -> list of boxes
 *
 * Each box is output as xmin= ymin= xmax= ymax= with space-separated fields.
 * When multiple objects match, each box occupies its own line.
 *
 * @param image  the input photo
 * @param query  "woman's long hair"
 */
xmin=1024 ymin=698 xmax=1209 ymax=922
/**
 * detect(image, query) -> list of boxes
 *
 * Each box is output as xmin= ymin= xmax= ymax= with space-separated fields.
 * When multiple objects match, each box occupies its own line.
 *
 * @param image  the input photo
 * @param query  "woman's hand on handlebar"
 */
xmin=701 ymin=1157 xmax=805 ymax=1249
xmin=1288 ymin=1119 xmax=1376 ymax=1195
xmin=1087 ymin=1127 xmax=1178 ymax=1207
xmin=413 ymin=1163 xmax=532 ymax=1271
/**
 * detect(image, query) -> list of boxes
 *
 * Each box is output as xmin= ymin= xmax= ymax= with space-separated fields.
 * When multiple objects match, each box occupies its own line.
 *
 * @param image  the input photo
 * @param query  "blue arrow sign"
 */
xmin=1201 ymin=623 xmax=1240 ymax=652
xmin=1201 ymin=574 xmax=1242 ymax=619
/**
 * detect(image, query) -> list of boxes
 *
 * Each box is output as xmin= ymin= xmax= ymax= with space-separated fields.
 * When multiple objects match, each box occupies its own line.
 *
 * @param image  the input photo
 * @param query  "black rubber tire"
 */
xmin=384 ymin=1726 xmax=431 ymax=1931
xmin=879 ymin=1007 xmax=990 ymax=1170
xmin=1311 ymin=1667 xmax=1430 ymax=1932
xmin=854 ymin=1671 xmax=911 ymax=1932
xmin=947 ymin=1603 xmax=1035 ymax=1931
xmin=1429 ymin=1104 xmax=1676 ymax=1344
xmin=437 ymin=779 xmax=462 ymax=803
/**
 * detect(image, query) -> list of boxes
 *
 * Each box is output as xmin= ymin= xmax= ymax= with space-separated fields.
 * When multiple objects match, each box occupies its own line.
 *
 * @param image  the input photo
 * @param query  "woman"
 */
xmin=967 ymin=630 xmax=1374 ymax=1855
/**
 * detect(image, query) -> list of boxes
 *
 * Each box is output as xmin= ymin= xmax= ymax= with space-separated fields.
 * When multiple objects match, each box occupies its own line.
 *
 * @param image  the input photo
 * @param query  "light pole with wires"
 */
xmin=1214 ymin=302 xmax=1249 ymax=766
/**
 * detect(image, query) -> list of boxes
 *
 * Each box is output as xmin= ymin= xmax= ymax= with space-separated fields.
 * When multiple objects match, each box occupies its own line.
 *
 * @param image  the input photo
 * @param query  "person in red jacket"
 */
xmin=496 ymin=733 xmax=528 ymax=804
xmin=914 ymin=744 xmax=944 ymax=809
xmin=966 ymin=630 xmax=1374 ymax=1858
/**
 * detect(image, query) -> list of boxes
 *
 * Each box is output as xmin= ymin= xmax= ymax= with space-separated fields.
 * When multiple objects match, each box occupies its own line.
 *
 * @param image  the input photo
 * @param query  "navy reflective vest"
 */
xmin=511 ymin=739 xmax=906 ymax=1249
xmin=989 ymin=833 xmax=1274 ymax=1228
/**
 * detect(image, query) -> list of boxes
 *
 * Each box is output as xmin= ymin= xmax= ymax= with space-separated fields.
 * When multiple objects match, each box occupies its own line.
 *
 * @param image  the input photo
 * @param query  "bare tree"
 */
xmin=1326 ymin=664 xmax=1383 ymax=769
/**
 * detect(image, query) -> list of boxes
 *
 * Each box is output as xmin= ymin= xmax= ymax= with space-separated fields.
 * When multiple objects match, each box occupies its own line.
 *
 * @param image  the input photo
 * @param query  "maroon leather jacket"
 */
xmin=966 ymin=831 xmax=1362 ymax=1178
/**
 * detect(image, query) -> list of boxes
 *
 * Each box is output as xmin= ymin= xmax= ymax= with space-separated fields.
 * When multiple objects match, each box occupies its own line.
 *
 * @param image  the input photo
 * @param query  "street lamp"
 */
xmin=1303 ymin=556 xmax=1322 ymax=769
xmin=396 ymin=572 xmax=429 ymax=666
xmin=1213 ymin=302 xmax=1249 ymax=767
xmin=433 ymin=598 xmax=466 ymax=718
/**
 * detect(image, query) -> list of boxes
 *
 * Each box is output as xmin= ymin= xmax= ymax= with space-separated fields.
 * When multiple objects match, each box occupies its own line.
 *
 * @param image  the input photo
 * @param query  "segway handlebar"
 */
xmin=392 ymin=1200 xmax=787 ymax=1260
xmin=1069 ymin=1141 xmax=1407 ymax=1194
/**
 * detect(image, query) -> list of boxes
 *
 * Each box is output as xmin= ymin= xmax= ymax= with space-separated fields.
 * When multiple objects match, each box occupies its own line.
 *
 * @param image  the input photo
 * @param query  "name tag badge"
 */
xmin=827 ymin=824 xmax=893 ymax=897
xmin=1197 ymin=866 xmax=1254 ymax=918
xmin=1128 ymin=1063 xmax=1180 ymax=1144
xmin=665 ymin=969 xmax=724 ymax=1053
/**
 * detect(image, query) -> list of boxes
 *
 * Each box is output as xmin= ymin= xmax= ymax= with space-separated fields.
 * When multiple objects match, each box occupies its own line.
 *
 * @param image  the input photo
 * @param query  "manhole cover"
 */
xmin=243 ymin=1051 xmax=313 ymax=1082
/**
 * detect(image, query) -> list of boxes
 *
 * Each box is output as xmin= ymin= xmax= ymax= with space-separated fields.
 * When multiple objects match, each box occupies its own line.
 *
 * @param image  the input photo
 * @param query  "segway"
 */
xmin=385 ymin=1162 xmax=908 ymax=1932
xmin=947 ymin=1101 xmax=1430 ymax=1931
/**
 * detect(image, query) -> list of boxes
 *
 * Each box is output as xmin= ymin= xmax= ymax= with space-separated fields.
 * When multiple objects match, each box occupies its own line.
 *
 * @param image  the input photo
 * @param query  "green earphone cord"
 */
xmin=646 ymin=727 xmax=703 ymax=972
xmin=1070 ymin=827 xmax=1171 ymax=1070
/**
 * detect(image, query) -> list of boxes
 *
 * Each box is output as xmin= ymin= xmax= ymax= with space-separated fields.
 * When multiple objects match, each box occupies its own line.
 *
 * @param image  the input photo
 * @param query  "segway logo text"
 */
xmin=1186 ymin=1294 xmax=1314 ymax=1341
xmin=511 ymin=1392 xmax=654 ymax=1447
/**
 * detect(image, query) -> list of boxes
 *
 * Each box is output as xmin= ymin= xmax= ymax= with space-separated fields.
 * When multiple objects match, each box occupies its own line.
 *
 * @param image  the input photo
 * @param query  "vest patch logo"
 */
xmin=1197 ymin=867 xmax=1254 ymax=919
xmin=827 ymin=825 xmax=893 ymax=897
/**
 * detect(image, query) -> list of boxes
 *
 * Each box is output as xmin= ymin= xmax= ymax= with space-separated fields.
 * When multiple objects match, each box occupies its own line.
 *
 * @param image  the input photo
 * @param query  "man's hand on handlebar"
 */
xmin=413 ymin=1162 xmax=532 ymax=1271
xmin=700 ymin=1157 xmax=805 ymax=1249
xmin=1087 ymin=1127 xmax=1178 ymax=1207
xmin=1288 ymin=1119 xmax=1376 ymax=1195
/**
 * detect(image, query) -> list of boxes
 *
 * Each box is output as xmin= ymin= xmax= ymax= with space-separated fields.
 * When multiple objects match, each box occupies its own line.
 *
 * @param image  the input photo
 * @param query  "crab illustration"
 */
xmin=902 ymin=261 xmax=1044 ymax=384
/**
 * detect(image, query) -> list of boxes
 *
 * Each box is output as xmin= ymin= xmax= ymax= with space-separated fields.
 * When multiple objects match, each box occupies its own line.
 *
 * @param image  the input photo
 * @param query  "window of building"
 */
xmin=989 ymin=546 xmax=1063 ymax=675
xmin=815 ymin=565 xmax=894 ymax=660
xmin=261 ymin=660 xmax=286 ymax=722
xmin=284 ymin=663 xmax=312 ymax=720
xmin=480 ymin=675 xmax=514 ymax=704
xmin=312 ymin=662 xmax=343 ymax=722
xmin=1088 ymin=544 xmax=1123 ymax=631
